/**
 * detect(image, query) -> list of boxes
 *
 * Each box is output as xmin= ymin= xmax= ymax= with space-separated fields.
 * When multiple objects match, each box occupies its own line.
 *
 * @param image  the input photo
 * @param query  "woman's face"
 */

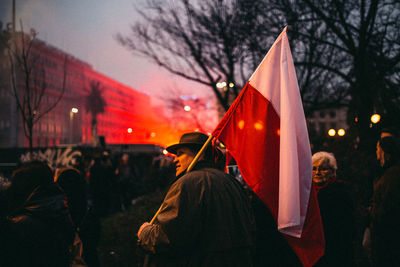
xmin=312 ymin=159 xmax=335 ymax=187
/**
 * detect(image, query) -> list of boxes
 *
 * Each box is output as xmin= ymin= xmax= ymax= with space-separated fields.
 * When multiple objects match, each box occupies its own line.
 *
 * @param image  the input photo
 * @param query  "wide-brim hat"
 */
xmin=166 ymin=132 xmax=209 ymax=155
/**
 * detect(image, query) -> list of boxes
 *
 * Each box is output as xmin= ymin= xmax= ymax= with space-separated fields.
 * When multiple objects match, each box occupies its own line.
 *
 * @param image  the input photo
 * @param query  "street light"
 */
xmin=371 ymin=113 xmax=381 ymax=124
xmin=338 ymin=129 xmax=346 ymax=136
xmin=127 ymin=128 xmax=133 ymax=133
xmin=328 ymin=129 xmax=336 ymax=136
xmin=184 ymin=105 xmax=191 ymax=112
xmin=69 ymin=107 xmax=79 ymax=143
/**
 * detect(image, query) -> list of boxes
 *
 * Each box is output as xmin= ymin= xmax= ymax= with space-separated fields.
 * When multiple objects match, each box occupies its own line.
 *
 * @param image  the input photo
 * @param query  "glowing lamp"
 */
xmin=71 ymin=107 xmax=78 ymax=113
xmin=328 ymin=129 xmax=336 ymax=136
xmin=338 ymin=129 xmax=345 ymax=136
xmin=163 ymin=149 xmax=168 ymax=155
xmin=254 ymin=121 xmax=263 ymax=130
xmin=238 ymin=120 xmax=245 ymax=129
xmin=184 ymin=105 xmax=191 ymax=112
xmin=127 ymin=128 xmax=133 ymax=133
xmin=371 ymin=114 xmax=381 ymax=124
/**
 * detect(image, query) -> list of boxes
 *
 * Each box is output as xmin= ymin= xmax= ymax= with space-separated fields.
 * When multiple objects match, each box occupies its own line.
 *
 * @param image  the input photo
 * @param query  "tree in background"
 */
xmin=120 ymin=0 xmax=399 ymax=146
xmin=162 ymin=87 xmax=217 ymax=133
xmin=84 ymin=81 xmax=106 ymax=146
xmin=268 ymin=0 xmax=400 ymax=145
xmin=118 ymin=0 xmax=271 ymax=112
xmin=1 ymin=23 xmax=67 ymax=152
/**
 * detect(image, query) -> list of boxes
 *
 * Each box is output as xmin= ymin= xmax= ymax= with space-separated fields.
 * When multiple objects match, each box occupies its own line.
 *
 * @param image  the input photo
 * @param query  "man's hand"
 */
xmin=138 ymin=222 xmax=152 ymax=237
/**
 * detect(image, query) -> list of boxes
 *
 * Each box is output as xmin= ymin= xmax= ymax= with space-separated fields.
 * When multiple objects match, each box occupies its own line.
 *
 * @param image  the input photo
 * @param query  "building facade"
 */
xmin=0 ymin=33 xmax=180 ymax=149
xmin=306 ymin=107 xmax=348 ymax=137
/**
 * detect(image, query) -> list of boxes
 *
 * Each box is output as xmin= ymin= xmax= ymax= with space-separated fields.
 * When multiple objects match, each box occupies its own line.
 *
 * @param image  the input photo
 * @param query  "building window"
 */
xmin=329 ymin=111 xmax=336 ymax=118
xmin=319 ymin=111 xmax=326 ymax=118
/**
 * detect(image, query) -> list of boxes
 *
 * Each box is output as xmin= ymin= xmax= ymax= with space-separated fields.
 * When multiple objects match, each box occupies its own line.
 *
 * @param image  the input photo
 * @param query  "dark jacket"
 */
xmin=371 ymin=160 xmax=400 ymax=266
xmin=0 ymin=183 xmax=74 ymax=267
xmin=139 ymin=161 xmax=254 ymax=266
xmin=314 ymin=181 xmax=355 ymax=266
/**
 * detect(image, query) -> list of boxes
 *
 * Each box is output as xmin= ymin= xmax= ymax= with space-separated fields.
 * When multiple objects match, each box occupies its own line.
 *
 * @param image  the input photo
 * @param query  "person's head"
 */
xmin=376 ymin=136 xmax=399 ymax=167
xmin=55 ymin=168 xmax=86 ymax=196
xmin=121 ymin=153 xmax=129 ymax=164
xmin=312 ymin=152 xmax=337 ymax=187
xmin=7 ymin=161 xmax=53 ymax=213
xmin=55 ymin=167 xmax=87 ymax=225
xmin=166 ymin=132 xmax=214 ymax=176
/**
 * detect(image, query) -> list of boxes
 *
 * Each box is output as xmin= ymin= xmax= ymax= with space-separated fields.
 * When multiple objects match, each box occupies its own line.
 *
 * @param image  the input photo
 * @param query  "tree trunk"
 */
xmin=92 ymin=117 xmax=98 ymax=146
xmin=28 ymin=122 xmax=33 ymax=159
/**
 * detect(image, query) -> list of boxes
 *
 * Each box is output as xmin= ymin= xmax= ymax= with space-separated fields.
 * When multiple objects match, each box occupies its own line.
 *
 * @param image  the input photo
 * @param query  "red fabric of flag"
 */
xmin=212 ymin=27 xmax=324 ymax=267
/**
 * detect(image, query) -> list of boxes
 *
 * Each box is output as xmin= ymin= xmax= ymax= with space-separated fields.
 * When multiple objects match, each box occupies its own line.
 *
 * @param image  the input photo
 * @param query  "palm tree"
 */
xmin=84 ymin=81 xmax=106 ymax=145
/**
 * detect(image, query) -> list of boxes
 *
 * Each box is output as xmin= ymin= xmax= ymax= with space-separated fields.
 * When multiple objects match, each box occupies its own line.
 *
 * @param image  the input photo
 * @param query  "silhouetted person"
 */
xmin=115 ymin=153 xmax=136 ymax=210
xmin=370 ymin=136 xmax=400 ymax=266
xmin=89 ymin=155 xmax=110 ymax=217
xmin=56 ymin=167 xmax=100 ymax=267
xmin=102 ymin=151 xmax=121 ymax=214
xmin=0 ymin=161 xmax=74 ymax=267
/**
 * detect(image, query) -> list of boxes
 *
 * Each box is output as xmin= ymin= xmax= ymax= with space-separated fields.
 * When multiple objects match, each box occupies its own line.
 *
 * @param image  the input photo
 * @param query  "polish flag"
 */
xmin=212 ymin=27 xmax=325 ymax=266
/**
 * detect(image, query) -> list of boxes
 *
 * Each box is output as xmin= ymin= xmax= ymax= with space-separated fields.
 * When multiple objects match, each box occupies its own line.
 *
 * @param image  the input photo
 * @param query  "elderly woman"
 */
xmin=312 ymin=152 xmax=354 ymax=267
xmin=312 ymin=152 xmax=338 ymax=191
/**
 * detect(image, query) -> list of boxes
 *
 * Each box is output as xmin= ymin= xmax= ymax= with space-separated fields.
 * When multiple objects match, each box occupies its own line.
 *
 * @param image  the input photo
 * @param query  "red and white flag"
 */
xmin=212 ymin=27 xmax=324 ymax=266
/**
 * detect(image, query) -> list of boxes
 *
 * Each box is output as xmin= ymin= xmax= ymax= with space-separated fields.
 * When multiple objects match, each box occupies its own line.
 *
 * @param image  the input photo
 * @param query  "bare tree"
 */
xmin=84 ymin=80 xmax=106 ymax=145
xmin=162 ymin=87 xmax=217 ymax=133
xmin=3 ymin=25 xmax=67 ymax=152
xmin=118 ymin=0 xmax=271 ymax=111
xmin=269 ymin=0 xmax=400 ymax=143
xmin=119 ymin=0 xmax=399 ymax=145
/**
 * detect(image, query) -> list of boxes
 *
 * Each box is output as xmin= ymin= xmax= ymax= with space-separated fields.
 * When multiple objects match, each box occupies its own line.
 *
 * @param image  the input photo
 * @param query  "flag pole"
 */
xmin=149 ymin=135 xmax=214 ymax=224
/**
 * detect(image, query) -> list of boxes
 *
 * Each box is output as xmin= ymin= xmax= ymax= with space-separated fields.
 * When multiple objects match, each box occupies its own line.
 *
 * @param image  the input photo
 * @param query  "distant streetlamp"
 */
xmin=328 ymin=129 xmax=336 ymax=136
xmin=338 ymin=129 xmax=346 ymax=136
xmin=371 ymin=113 xmax=381 ymax=124
xmin=184 ymin=105 xmax=191 ymax=112
xmin=127 ymin=128 xmax=133 ymax=133
xmin=216 ymin=82 xmax=227 ymax=88
xmin=69 ymin=107 xmax=79 ymax=143
xmin=216 ymin=81 xmax=234 ymax=91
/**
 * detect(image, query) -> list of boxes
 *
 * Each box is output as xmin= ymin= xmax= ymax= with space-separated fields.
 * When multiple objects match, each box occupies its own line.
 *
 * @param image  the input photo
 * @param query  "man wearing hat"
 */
xmin=370 ymin=136 xmax=400 ymax=266
xmin=137 ymin=132 xmax=254 ymax=266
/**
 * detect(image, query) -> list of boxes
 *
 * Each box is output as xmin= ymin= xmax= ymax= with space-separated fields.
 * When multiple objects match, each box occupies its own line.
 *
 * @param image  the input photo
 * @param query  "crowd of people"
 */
xmin=0 ymin=151 xmax=174 ymax=267
xmin=0 ymin=128 xmax=399 ymax=266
